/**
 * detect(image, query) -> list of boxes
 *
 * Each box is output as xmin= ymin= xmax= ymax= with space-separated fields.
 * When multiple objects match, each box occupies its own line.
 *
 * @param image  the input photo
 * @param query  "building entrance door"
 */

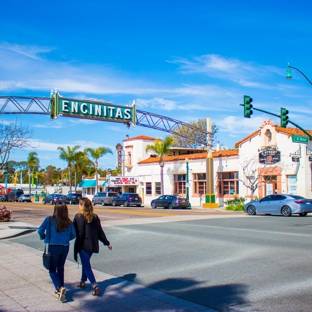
xmin=264 ymin=176 xmax=277 ymax=196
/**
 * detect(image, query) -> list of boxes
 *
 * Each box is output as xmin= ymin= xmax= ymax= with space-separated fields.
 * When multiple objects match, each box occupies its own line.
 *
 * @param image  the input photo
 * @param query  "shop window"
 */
xmin=217 ymin=171 xmax=239 ymax=196
xmin=146 ymin=182 xmax=152 ymax=195
xmin=174 ymin=174 xmax=186 ymax=194
xmin=193 ymin=173 xmax=206 ymax=195
xmin=155 ymin=182 xmax=161 ymax=195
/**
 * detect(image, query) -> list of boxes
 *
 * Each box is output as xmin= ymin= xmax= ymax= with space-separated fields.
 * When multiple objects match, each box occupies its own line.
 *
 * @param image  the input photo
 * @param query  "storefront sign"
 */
xmin=109 ymin=176 xmax=138 ymax=186
xmin=259 ymin=148 xmax=280 ymax=164
xmin=292 ymin=156 xmax=300 ymax=163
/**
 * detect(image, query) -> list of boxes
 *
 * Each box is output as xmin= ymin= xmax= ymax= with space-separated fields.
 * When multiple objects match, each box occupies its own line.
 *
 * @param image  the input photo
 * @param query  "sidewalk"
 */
xmin=0 ymin=222 xmax=217 ymax=312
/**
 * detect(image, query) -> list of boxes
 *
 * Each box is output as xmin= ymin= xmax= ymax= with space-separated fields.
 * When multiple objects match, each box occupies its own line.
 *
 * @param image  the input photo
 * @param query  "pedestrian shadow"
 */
xmin=66 ymin=273 xmax=250 ymax=311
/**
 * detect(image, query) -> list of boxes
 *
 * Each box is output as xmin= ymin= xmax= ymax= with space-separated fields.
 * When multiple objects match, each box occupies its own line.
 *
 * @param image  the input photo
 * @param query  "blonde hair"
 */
xmin=79 ymin=197 xmax=96 ymax=223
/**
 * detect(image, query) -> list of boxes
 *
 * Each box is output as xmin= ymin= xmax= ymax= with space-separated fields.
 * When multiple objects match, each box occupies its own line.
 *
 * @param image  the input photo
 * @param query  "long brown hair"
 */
xmin=51 ymin=201 xmax=72 ymax=232
xmin=78 ymin=197 xmax=96 ymax=223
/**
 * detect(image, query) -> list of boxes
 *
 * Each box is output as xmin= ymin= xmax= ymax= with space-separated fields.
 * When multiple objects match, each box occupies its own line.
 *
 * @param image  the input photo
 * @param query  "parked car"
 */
xmin=92 ymin=191 xmax=119 ymax=206
xmin=18 ymin=194 xmax=32 ymax=202
xmin=244 ymin=194 xmax=312 ymax=217
xmin=151 ymin=195 xmax=189 ymax=209
xmin=112 ymin=193 xmax=142 ymax=207
xmin=42 ymin=194 xmax=67 ymax=205
xmin=7 ymin=189 xmax=24 ymax=202
xmin=65 ymin=193 xmax=82 ymax=205
xmin=0 ymin=194 xmax=8 ymax=202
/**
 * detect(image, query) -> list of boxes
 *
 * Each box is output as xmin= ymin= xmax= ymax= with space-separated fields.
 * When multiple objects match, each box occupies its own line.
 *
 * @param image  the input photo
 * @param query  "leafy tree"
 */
xmin=172 ymin=119 xmax=219 ymax=148
xmin=145 ymin=136 xmax=174 ymax=195
xmin=57 ymin=145 xmax=81 ymax=192
xmin=84 ymin=147 xmax=113 ymax=193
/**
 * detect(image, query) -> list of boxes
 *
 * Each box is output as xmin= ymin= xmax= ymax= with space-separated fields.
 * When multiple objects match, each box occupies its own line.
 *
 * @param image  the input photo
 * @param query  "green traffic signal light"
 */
xmin=280 ymin=107 xmax=289 ymax=128
xmin=244 ymin=95 xmax=253 ymax=118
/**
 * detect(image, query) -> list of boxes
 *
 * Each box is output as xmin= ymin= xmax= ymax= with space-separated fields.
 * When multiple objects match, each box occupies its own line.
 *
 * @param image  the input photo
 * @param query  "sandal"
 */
xmin=92 ymin=286 xmax=100 ymax=296
xmin=77 ymin=282 xmax=86 ymax=289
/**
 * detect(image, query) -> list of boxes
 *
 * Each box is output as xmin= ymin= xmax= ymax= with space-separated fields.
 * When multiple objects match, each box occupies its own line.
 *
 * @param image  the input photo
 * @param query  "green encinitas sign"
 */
xmin=50 ymin=91 xmax=136 ymax=125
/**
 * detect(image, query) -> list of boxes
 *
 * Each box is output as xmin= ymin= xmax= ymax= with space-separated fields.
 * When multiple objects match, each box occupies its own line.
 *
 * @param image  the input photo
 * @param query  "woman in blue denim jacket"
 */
xmin=38 ymin=201 xmax=76 ymax=302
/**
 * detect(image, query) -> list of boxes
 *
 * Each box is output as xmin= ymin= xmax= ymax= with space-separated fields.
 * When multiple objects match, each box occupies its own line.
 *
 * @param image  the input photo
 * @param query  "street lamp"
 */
xmin=286 ymin=63 xmax=312 ymax=85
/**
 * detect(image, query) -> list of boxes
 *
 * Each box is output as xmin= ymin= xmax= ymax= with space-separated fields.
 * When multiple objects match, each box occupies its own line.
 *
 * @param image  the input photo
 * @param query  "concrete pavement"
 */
xmin=0 ymin=219 xmax=220 ymax=312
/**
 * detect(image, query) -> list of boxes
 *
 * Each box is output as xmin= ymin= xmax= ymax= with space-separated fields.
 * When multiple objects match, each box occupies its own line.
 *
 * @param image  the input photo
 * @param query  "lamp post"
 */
xmin=35 ymin=172 xmax=39 ymax=202
xmin=159 ymin=159 xmax=164 ymax=195
xmin=28 ymin=168 xmax=31 ymax=196
xmin=185 ymin=157 xmax=192 ymax=208
xmin=185 ymin=157 xmax=189 ymax=201
xmin=286 ymin=63 xmax=312 ymax=85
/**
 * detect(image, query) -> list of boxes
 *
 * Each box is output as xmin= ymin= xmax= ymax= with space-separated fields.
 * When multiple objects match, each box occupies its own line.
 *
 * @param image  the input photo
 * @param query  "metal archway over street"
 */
xmin=0 ymin=93 xmax=211 ymax=146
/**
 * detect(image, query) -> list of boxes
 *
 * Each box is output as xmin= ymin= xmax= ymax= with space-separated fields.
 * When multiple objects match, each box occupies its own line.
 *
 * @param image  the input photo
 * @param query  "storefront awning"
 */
xmin=78 ymin=180 xmax=96 ymax=188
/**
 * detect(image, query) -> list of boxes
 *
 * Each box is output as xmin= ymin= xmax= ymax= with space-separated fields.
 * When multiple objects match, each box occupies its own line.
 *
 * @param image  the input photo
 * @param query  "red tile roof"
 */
xmin=123 ymin=135 xmax=159 ymax=142
xmin=138 ymin=149 xmax=238 ymax=164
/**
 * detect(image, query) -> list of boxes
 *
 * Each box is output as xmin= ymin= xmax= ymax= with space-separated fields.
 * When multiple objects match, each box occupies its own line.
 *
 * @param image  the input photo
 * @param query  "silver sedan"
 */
xmin=244 ymin=194 xmax=312 ymax=217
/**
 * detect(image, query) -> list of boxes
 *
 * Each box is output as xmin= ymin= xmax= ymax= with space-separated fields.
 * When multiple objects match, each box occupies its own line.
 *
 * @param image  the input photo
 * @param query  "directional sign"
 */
xmin=291 ymin=135 xmax=308 ymax=144
xmin=50 ymin=91 xmax=136 ymax=125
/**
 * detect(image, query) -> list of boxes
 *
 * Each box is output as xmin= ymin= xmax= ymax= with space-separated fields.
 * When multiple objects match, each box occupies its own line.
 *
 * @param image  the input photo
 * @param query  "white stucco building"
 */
xmin=80 ymin=119 xmax=312 ymax=207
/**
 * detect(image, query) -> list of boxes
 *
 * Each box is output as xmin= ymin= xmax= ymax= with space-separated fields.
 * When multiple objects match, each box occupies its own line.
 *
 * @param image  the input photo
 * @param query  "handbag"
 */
xmin=42 ymin=217 xmax=52 ymax=270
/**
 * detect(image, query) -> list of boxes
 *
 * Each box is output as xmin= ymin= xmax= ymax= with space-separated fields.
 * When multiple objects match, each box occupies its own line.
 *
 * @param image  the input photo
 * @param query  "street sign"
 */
xmin=291 ymin=135 xmax=308 ymax=144
xmin=50 ymin=91 xmax=136 ymax=125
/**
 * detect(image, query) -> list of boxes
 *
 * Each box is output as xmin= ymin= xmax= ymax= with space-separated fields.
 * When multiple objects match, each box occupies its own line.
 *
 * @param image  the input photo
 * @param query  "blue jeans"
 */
xmin=48 ymin=245 xmax=69 ymax=290
xmin=79 ymin=249 xmax=97 ymax=286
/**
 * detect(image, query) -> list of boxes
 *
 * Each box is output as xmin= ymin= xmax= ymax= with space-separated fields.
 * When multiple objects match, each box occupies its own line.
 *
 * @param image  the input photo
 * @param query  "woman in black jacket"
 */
xmin=73 ymin=197 xmax=112 ymax=296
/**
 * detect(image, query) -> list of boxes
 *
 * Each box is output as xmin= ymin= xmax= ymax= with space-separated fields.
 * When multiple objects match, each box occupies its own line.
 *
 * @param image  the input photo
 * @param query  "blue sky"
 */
xmin=1 ymin=1 xmax=312 ymax=170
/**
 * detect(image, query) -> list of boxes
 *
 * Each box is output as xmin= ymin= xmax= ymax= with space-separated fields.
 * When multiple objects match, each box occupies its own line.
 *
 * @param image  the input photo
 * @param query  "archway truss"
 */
xmin=0 ymin=95 xmax=210 ymax=146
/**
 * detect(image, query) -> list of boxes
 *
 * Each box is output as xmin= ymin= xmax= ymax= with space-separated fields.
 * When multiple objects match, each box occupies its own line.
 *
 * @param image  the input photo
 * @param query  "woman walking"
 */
xmin=38 ymin=201 xmax=76 ymax=302
xmin=74 ymin=197 xmax=112 ymax=296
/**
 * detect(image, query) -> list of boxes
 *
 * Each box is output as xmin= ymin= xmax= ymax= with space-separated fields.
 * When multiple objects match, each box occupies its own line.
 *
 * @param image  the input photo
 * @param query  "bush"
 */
xmin=224 ymin=196 xmax=246 ymax=211
xmin=0 ymin=204 xmax=13 ymax=222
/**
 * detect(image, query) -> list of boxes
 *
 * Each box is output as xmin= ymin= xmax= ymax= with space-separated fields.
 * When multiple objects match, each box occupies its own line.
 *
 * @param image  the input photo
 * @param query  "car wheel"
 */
xmin=92 ymin=201 xmax=96 ymax=206
xmin=124 ymin=201 xmax=129 ymax=207
xmin=42 ymin=200 xmax=46 ymax=205
xmin=247 ymin=205 xmax=256 ymax=215
xmin=112 ymin=200 xmax=117 ymax=207
xmin=168 ymin=203 xmax=173 ymax=209
xmin=151 ymin=202 xmax=156 ymax=209
xmin=299 ymin=212 xmax=308 ymax=216
xmin=281 ymin=206 xmax=292 ymax=217
xmin=50 ymin=201 xmax=54 ymax=205
xmin=101 ymin=201 xmax=105 ymax=206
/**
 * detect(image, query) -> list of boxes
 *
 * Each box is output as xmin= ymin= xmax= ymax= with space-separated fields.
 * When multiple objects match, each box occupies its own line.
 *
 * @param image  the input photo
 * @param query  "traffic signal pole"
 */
xmin=240 ymin=102 xmax=312 ymax=140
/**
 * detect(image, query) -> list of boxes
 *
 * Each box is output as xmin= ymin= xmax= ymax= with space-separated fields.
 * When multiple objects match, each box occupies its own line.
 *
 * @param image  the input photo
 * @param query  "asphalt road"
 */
xmin=7 ymin=204 xmax=312 ymax=311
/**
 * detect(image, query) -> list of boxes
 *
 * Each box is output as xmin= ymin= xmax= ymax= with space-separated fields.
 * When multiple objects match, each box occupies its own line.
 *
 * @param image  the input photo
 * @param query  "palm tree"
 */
xmin=72 ymin=151 xmax=90 ymax=192
xmin=27 ymin=152 xmax=39 ymax=195
xmin=84 ymin=146 xmax=113 ymax=194
xmin=145 ymin=136 xmax=174 ymax=195
xmin=57 ymin=145 xmax=80 ymax=192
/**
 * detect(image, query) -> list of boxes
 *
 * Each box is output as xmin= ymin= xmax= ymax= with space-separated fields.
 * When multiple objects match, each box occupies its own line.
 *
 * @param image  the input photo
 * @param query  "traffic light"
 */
xmin=280 ymin=107 xmax=289 ymax=128
xmin=244 ymin=95 xmax=253 ymax=118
